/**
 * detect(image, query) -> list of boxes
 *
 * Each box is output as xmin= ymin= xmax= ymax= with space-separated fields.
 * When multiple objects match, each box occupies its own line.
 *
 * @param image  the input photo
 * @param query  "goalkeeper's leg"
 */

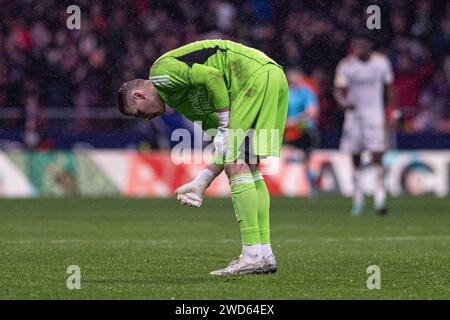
xmin=210 ymin=162 xmax=266 ymax=275
xmin=249 ymin=163 xmax=277 ymax=273
xmin=225 ymin=163 xmax=261 ymax=248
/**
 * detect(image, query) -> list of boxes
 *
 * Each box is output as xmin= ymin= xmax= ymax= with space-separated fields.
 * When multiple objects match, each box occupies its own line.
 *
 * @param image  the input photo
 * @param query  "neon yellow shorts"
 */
xmin=213 ymin=63 xmax=288 ymax=164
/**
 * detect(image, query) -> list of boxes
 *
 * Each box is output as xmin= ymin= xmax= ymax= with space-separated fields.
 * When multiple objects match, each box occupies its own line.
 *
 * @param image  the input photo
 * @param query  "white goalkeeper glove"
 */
xmin=175 ymin=169 xmax=216 ymax=208
xmin=175 ymin=185 xmax=203 ymax=208
xmin=213 ymin=127 xmax=227 ymax=158
xmin=214 ymin=110 xmax=229 ymax=158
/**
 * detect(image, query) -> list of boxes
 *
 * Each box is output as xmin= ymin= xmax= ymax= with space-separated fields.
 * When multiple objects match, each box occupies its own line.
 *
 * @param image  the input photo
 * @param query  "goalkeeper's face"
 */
xmin=117 ymin=79 xmax=165 ymax=120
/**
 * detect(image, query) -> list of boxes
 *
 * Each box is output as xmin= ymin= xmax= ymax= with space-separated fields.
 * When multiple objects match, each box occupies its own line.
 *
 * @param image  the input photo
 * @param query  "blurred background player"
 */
xmin=284 ymin=68 xmax=320 ymax=196
xmin=334 ymin=32 xmax=398 ymax=216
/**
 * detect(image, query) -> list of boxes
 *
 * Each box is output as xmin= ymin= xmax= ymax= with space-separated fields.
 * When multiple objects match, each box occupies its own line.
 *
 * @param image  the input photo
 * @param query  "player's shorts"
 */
xmin=213 ymin=63 xmax=288 ymax=164
xmin=340 ymin=115 xmax=387 ymax=154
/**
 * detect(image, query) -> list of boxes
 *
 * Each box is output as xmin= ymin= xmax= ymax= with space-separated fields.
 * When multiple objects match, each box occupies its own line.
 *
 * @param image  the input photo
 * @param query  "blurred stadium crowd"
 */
xmin=0 ymin=0 xmax=449 ymax=148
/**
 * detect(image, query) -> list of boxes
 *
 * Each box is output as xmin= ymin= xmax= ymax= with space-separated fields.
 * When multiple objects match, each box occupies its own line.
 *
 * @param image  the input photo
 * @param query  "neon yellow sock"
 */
xmin=252 ymin=170 xmax=271 ymax=244
xmin=230 ymin=173 xmax=260 ymax=245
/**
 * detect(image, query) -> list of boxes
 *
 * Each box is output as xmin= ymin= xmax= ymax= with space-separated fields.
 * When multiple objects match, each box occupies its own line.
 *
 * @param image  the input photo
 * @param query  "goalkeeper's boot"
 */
xmin=264 ymin=254 xmax=277 ymax=274
xmin=210 ymin=255 xmax=266 ymax=276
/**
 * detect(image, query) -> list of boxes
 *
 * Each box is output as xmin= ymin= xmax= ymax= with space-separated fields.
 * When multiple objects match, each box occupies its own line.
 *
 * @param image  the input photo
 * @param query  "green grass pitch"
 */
xmin=0 ymin=196 xmax=449 ymax=299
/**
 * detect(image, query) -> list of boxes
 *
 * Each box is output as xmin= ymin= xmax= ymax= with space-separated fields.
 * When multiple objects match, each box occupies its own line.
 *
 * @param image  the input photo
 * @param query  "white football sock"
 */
xmin=353 ymin=168 xmax=364 ymax=208
xmin=374 ymin=165 xmax=386 ymax=209
xmin=242 ymin=244 xmax=263 ymax=261
xmin=261 ymin=243 xmax=273 ymax=257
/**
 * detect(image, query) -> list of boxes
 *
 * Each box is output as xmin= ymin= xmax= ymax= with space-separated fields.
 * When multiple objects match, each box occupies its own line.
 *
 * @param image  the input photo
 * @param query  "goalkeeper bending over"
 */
xmin=117 ymin=39 xmax=288 ymax=275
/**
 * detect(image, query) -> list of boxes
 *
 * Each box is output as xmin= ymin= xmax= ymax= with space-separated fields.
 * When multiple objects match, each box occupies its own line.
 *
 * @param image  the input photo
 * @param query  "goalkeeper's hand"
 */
xmin=213 ymin=127 xmax=227 ymax=158
xmin=175 ymin=182 xmax=204 ymax=208
xmin=174 ymin=168 xmax=216 ymax=208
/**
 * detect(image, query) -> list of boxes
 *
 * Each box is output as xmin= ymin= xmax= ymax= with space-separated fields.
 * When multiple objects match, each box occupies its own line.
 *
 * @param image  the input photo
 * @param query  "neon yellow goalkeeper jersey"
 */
xmin=149 ymin=39 xmax=281 ymax=129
